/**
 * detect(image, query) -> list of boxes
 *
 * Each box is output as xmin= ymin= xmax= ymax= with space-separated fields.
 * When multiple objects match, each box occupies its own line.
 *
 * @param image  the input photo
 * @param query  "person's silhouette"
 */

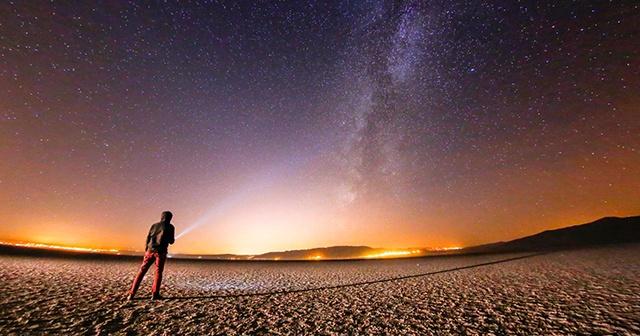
xmin=127 ymin=211 xmax=175 ymax=300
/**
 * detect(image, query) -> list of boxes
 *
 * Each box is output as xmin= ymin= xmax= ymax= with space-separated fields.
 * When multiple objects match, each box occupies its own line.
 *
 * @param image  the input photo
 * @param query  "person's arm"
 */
xmin=145 ymin=225 xmax=153 ymax=249
xmin=168 ymin=225 xmax=175 ymax=245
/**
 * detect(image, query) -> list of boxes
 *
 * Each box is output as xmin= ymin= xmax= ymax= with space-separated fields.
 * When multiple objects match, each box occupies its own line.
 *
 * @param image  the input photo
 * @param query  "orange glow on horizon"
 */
xmin=0 ymin=237 xmax=466 ymax=259
xmin=363 ymin=247 xmax=462 ymax=259
xmin=0 ymin=241 xmax=119 ymax=254
xmin=430 ymin=246 xmax=463 ymax=251
xmin=364 ymin=250 xmax=413 ymax=258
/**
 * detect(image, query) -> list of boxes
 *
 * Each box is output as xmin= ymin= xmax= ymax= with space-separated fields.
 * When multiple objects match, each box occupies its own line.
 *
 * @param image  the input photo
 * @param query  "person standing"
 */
xmin=127 ymin=211 xmax=175 ymax=300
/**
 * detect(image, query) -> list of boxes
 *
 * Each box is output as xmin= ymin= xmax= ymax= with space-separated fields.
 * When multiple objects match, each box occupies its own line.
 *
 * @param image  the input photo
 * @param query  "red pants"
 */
xmin=129 ymin=252 xmax=167 ymax=295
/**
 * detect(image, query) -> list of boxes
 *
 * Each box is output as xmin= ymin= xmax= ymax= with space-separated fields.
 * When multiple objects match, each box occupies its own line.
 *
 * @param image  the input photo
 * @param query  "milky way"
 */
xmin=1 ymin=1 xmax=638 ymax=254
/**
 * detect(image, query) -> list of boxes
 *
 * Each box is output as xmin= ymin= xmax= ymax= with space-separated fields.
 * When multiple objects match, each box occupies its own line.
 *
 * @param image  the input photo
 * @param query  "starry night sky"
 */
xmin=1 ymin=1 xmax=639 ymax=254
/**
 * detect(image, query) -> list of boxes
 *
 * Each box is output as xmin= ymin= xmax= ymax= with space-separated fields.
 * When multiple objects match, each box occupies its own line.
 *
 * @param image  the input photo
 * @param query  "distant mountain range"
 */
xmin=461 ymin=216 xmax=640 ymax=254
xmin=171 ymin=246 xmax=429 ymax=261
xmin=176 ymin=216 xmax=640 ymax=260
xmin=1 ymin=216 xmax=638 ymax=260
xmin=257 ymin=246 xmax=384 ymax=260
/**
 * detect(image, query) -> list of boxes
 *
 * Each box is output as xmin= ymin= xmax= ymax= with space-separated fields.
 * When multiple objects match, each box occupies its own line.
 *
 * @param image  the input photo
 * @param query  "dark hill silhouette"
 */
xmin=463 ymin=216 xmax=640 ymax=254
xmin=256 ymin=246 xmax=384 ymax=260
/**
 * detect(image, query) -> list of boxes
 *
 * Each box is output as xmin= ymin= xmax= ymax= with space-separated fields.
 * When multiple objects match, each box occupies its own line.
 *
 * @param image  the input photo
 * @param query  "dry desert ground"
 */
xmin=1 ymin=244 xmax=639 ymax=335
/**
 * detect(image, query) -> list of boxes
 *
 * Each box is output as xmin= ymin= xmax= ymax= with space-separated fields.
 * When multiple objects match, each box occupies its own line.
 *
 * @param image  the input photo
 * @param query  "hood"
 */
xmin=161 ymin=211 xmax=173 ymax=222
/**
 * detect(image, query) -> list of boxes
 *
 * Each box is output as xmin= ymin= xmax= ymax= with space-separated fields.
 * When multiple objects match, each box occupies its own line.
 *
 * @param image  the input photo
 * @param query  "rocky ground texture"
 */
xmin=1 ymin=244 xmax=638 ymax=335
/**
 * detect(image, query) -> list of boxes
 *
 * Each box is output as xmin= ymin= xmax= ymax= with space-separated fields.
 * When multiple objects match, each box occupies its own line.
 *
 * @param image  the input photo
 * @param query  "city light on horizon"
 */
xmin=0 ymin=241 xmax=119 ymax=254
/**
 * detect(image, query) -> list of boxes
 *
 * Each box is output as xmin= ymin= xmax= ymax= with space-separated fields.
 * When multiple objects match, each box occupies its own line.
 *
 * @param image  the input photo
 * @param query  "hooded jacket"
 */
xmin=145 ymin=212 xmax=175 ymax=253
